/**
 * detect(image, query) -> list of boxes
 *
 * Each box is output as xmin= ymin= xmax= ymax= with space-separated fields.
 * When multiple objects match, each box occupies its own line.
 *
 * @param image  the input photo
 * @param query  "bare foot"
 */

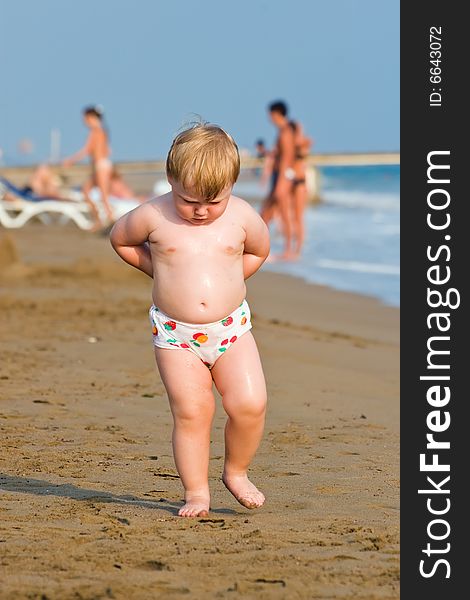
xmin=222 ymin=473 xmax=265 ymax=509
xmin=178 ymin=494 xmax=210 ymax=518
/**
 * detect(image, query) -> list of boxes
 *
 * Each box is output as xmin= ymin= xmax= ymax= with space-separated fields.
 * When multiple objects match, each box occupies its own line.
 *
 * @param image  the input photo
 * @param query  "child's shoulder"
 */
xmin=140 ymin=192 xmax=172 ymax=213
xmin=145 ymin=193 xmax=167 ymax=206
xmin=227 ymin=195 xmax=267 ymax=234
xmin=128 ymin=193 xmax=170 ymax=224
xmin=229 ymin=194 xmax=255 ymax=212
xmin=229 ymin=194 xmax=260 ymax=219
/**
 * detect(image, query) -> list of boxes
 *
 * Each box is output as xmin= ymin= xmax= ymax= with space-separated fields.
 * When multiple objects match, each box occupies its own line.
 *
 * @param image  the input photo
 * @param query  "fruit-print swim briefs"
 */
xmin=149 ymin=299 xmax=252 ymax=369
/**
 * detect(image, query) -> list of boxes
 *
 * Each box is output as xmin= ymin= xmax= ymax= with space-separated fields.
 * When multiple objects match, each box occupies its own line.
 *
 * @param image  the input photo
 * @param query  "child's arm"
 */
xmin=109 ymin=204 xmax=155 ymax=278
xmin=243 ymin=206 xmax=270 ymax=279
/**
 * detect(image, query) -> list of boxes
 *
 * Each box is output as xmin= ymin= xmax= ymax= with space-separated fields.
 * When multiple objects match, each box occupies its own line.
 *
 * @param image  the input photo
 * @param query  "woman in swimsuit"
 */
xmin=63 ymin=105 xmax=114 ymax=229
xmin=289 ymin=120 xmax=312 ymax=257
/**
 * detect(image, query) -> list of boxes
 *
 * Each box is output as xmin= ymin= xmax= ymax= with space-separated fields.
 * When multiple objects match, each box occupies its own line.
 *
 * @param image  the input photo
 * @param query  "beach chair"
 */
xmin=0 ymin=177 xmax=93 ymax=230
xmin=88 ymin=188 xmax=141 ymax=221
xmin=0 ymin=177 xmax=141 ymax=230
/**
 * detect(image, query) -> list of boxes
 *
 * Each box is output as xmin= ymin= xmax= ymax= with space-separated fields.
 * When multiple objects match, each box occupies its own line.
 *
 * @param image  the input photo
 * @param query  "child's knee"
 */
xmin=252 ymin=395 xmax=267 ymax=418
xmin=173 ymin=399 xmax=215 ymax=424
xmin=225 ymin=393 xmax=266 ymax=420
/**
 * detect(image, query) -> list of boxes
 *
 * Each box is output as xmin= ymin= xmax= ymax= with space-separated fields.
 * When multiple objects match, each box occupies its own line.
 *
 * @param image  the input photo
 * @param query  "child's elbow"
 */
xmin=109 ymin=222 xmax=121 ymax=249
xmin=263 ymin=230 xmax=271 ymax=257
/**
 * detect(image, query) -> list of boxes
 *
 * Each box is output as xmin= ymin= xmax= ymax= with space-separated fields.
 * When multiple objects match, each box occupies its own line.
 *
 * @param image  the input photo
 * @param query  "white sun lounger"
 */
xmin=0 ymin=176 xmax=93 ymax=230
xmin=0 ymin=179 xmax=140 ymax=230
xmin=0 ymin=197 xmax=93 ymax=230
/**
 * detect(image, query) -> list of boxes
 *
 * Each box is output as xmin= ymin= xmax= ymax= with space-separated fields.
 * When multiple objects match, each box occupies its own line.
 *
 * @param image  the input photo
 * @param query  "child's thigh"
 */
xmin=154 ymin=348 xmax=214 ymax=416
xmin=211 ymin=332 xmax=267 ymax=407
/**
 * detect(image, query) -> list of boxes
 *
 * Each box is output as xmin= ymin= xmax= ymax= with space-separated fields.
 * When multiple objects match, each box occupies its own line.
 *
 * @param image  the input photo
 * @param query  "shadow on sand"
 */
xmin=0 ymin=473 xmax=237 ymax=517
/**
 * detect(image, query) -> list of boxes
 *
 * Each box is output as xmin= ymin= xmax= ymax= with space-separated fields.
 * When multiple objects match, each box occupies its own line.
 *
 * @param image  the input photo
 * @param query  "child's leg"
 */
xmin=154 ymin=348 xmax=215 ymax=517
xmin=211 ymin=332 xmax=267 ymax=509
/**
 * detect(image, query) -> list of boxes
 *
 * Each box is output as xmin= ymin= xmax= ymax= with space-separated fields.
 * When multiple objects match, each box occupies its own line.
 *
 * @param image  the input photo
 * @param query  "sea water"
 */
xmin=234 ymin=164 xmax=400 ymax=307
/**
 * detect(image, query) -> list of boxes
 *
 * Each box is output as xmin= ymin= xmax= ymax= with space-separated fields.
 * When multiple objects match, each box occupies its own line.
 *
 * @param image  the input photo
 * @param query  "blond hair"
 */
xmin=166 ymin=123 xmax=240 ymax=201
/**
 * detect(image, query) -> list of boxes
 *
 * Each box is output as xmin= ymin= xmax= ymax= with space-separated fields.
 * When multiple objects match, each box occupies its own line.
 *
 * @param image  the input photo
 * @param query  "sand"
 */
xmin=0 ymin=224 xmax=399 ymax=600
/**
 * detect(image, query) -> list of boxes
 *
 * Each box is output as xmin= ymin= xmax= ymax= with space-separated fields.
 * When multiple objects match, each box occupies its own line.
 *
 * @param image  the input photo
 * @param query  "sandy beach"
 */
xmin=0 ymin=224 xmax=399 ymax=599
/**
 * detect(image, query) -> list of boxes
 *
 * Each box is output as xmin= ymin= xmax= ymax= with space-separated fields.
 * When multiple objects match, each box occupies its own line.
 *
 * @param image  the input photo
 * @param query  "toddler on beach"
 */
xmin=110 ymin=124 xmax=270 ymax=517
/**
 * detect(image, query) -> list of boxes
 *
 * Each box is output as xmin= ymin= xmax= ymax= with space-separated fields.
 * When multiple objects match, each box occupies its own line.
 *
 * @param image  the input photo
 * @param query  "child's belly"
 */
xmin=152 ymin=258 xmax=246 ymax=324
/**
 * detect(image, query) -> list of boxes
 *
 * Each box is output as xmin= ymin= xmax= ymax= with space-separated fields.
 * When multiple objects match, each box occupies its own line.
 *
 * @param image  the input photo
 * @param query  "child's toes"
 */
xmin=178 ymin=496 xmax=210 ymax=518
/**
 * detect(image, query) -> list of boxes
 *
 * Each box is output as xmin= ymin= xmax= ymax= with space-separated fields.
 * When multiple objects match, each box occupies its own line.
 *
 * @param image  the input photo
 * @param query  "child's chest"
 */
xmin=151 ymin=222 xmax=245 ymax=257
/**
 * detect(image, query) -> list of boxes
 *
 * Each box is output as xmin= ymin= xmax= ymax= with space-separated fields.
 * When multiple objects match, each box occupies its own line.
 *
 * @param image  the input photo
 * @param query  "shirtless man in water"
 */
xmin=110 ymin=123 xmax=270 ymax=517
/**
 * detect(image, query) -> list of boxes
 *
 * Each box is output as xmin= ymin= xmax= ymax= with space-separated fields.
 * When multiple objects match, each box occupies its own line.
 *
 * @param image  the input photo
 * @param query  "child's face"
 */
xmin=169 ymin=178 xmax=232 ymax=225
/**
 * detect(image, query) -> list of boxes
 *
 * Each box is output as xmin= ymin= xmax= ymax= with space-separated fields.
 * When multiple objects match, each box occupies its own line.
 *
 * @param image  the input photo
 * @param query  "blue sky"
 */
xmin=0 ymin=0 xmax=399 ymax=165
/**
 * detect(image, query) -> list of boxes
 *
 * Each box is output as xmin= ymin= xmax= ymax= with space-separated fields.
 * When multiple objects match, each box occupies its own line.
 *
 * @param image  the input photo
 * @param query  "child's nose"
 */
xmin=195 ymin=205 xmax=208 ymax=215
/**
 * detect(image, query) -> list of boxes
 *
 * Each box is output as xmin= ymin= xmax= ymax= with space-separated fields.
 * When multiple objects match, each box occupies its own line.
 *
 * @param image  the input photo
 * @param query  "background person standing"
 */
xmin=289 ymin=120 xmax=312 ymax=258
xmin=62 ymin=105 xmax=114 ymax=230
xmin=260 ymin=100 xmax=296 ymax=259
